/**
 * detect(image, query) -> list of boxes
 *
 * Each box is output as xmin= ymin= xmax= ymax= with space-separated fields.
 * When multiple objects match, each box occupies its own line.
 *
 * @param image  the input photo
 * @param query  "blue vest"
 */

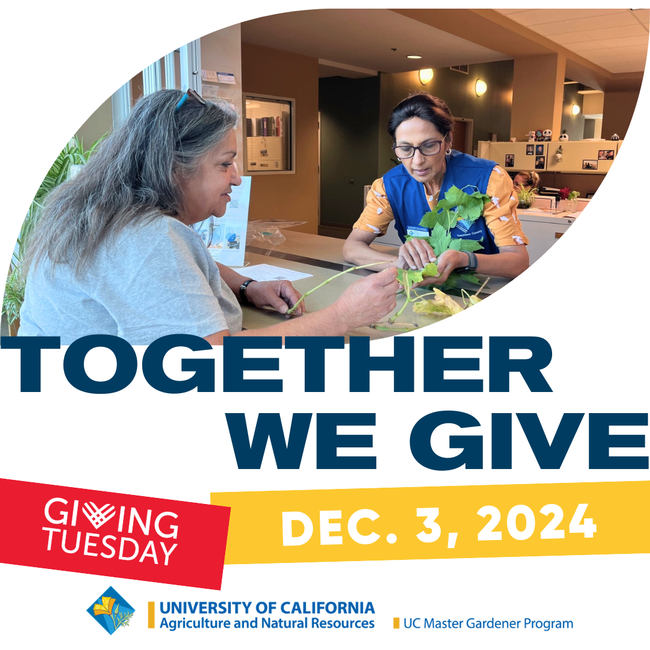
xmin=383 ymin=150 xmax=499 ymax=254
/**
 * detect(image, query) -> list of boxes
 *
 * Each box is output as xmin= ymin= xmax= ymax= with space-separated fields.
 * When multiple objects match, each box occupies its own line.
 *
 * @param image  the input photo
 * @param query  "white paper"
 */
xmin=235 ymin=263 xmax=313 ymax=282
xmin=201 ymin=70 xmax=219 ymax=82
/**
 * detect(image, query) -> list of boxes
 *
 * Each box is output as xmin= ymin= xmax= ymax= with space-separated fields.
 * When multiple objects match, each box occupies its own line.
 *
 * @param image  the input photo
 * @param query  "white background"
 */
xmin=0 ymin=2 xmax=648 ymax=648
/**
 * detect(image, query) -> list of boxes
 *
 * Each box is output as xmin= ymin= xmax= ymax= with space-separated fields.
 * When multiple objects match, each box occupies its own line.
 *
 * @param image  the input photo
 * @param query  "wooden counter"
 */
xmin=233 ymin=230 xmax=508 ymax=339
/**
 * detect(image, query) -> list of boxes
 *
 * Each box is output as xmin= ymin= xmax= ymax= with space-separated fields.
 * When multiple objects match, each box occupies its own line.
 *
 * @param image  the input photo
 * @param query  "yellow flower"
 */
xmin=93 ymin=596 xmax=116 ymax=617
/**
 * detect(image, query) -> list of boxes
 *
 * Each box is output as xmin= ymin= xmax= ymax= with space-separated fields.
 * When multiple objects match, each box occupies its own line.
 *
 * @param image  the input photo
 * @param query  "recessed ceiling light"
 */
xmin=407 ymin=55 xmax=422 ymax=60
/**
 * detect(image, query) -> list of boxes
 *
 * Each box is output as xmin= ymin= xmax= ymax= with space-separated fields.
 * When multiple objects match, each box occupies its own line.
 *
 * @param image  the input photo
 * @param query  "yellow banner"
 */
xmin=211 ymin=481 xmax=649 ymax=564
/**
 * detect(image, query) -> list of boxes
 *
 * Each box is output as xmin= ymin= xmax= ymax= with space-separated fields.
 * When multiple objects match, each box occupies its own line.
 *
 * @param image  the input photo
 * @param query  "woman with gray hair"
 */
xmin=19 ymin=89 xmax=398 ymax=345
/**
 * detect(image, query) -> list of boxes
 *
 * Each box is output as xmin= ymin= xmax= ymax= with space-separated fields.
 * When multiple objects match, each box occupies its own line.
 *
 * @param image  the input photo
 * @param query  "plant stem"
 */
xmin=285 ymin=261 xmax=388 ymax=315
xmin=412 ymin=290 xmax=438 ymax=302
xmin=389 ymin=272 xmax=412 ymax=324
xmin=474 ymin=276 xmax=490 ymax=298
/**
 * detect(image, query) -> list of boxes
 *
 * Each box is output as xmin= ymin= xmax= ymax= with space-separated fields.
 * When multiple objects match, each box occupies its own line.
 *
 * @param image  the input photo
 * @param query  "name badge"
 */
xmin=406 ymin=225 xmax=430 ymax=238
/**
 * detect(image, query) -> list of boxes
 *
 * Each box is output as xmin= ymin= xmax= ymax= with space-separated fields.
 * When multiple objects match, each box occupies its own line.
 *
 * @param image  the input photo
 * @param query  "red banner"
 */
xmin=0 ymin=479 xmax=230 ymax=589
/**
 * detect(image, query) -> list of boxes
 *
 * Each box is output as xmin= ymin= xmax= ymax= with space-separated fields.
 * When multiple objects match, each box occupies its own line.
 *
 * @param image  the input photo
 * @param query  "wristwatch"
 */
xmin=239 ymin=279 xmax=256 ymax=304
xmin=456 ymin=251 xmax=478 ymax=274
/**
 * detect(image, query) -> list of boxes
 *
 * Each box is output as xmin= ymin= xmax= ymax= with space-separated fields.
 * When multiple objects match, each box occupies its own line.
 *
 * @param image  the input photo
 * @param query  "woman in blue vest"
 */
xmin=343 ymin=93 xmax=529 ymax=284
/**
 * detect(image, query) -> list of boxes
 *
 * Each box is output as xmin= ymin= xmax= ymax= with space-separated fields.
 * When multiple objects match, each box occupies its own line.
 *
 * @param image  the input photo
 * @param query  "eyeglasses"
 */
xmin=392 ymin=140 xmax=443 ymax=159
xmin=175 ymin=88 xmax=207 ymax=111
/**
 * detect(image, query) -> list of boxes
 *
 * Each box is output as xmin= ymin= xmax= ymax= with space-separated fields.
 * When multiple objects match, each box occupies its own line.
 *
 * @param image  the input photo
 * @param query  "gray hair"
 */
xmin=25 ymin=89 xmax=239 ymax=275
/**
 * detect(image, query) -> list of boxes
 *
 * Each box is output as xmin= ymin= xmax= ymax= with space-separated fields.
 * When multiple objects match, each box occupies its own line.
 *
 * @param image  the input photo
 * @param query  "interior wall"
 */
xmin=131 ymin=71 xmax=144 ymax=103
xmin=378 ymin=60 xmax=514 ymax=177
xmin=511 ymin=54 xmax=565 ymax=142
xmin=561 ymin=84 xmax=585 ymax=141
xmin=602 ymin=90 xmax=640 ymax=140
xmin=202 ymin=25 xmax=244 ymax=156
xmin=319 ymin=76 xmax=380 ymax=228
xmin=242 ymin=42 xmax=319 ymax=234
xmin=582 ymin=92 xmax=604 ymax=115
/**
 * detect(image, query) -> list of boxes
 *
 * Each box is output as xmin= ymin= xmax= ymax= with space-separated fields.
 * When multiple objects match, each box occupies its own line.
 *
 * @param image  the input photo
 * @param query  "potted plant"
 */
xmin=559 ymin=187 xmax=580 ymax=212
xmin=517 ymin=186 xmax=537 ymax=209
xmin=2 ymin=135 xmax=103 ymax=335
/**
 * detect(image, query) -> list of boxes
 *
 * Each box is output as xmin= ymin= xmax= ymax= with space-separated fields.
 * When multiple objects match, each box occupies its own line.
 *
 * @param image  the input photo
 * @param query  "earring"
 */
xmin=446 ymin=148 xmax=452 ymax=155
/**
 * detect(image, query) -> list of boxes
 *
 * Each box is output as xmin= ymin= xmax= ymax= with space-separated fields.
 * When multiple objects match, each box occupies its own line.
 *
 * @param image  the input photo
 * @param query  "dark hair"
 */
xmin=387 ymin=93 xmax=455 ymax=141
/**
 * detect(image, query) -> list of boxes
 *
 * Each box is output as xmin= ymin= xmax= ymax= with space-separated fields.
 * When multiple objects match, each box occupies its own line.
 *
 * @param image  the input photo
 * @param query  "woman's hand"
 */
xmin=416 ymin=249 xmax=468 ymax=286
xmin=332 ymin=268 xmax=399 ymax=329
xmin=396 ymin=239 xmax=437 ymax=270
xmin=244 ymin=280 xmax=305 ymax=317
xmin=395 ymin=240 xmax=469 ymax=285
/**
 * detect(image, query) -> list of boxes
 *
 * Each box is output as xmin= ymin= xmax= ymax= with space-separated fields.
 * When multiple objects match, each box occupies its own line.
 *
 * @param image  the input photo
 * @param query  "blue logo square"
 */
xmin=87 ymin=586 xmax=136 ymax=635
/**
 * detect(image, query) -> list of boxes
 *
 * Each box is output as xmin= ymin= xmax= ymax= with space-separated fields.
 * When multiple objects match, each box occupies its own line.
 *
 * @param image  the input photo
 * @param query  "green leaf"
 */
xmin=421 ymin=262 xmax=439 ymax=277
xmin=434 ymin=197 xmax=455 ymax=212
xmin=419 ymin=210 xmax=438 ymax=229
xmin=456 ymin=201 xmax=483 ymax=221
xmin=397 ymin=268 xmax=423 ymax=284
xmin=428 ymin=223 xmax=451 ymax=257
xmin=440 ymin=274 xmax=458 ymax=288
xmin=459 ymin=272 xmax=482 ymax=285
xmin=448 ymin=239 xmax=462 ymax=251
xmin=458 ymin=239 xmax=484 ymax=252
xmin=443 ymin=185 xmax=468 ymax=207
xmin=472 ymin=190 xmax=492 ymax=206
xmin=420 ymin=185 xmax=491 ymax=233
xmin=454 ymin=190 xmax=488 ymax=222
xmin=439 ymin=209 xmax=460 ymax=231
xmin=421 ymin=207 xmax=457 ymax=231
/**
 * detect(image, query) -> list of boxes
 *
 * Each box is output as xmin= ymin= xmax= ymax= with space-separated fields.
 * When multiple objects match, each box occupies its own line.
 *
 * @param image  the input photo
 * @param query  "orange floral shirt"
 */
xmin=354 ymin=165 xmax=529 ymax=248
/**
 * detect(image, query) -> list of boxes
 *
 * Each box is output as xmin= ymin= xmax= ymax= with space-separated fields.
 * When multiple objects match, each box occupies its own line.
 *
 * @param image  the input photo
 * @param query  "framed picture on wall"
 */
xmin=526 ymin=144 xmax=534 ymax=155
xmin=535 ymin=155 xmax=545 ymax=170
xmin=535 ymin=144 xmax=544 ymax=155
xmin=505 ymin=154 xmax=514 ymax=168
xmin=582 ymin=159 xmax=598 ymax=170
xmin=598 ymin=149 xmax=615 ymax=160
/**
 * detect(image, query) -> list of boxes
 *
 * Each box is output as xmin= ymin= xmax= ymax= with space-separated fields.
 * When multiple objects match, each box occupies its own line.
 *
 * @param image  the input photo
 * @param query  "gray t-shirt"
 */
xmin=19 ymin=216 xmax=242 ymax=344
